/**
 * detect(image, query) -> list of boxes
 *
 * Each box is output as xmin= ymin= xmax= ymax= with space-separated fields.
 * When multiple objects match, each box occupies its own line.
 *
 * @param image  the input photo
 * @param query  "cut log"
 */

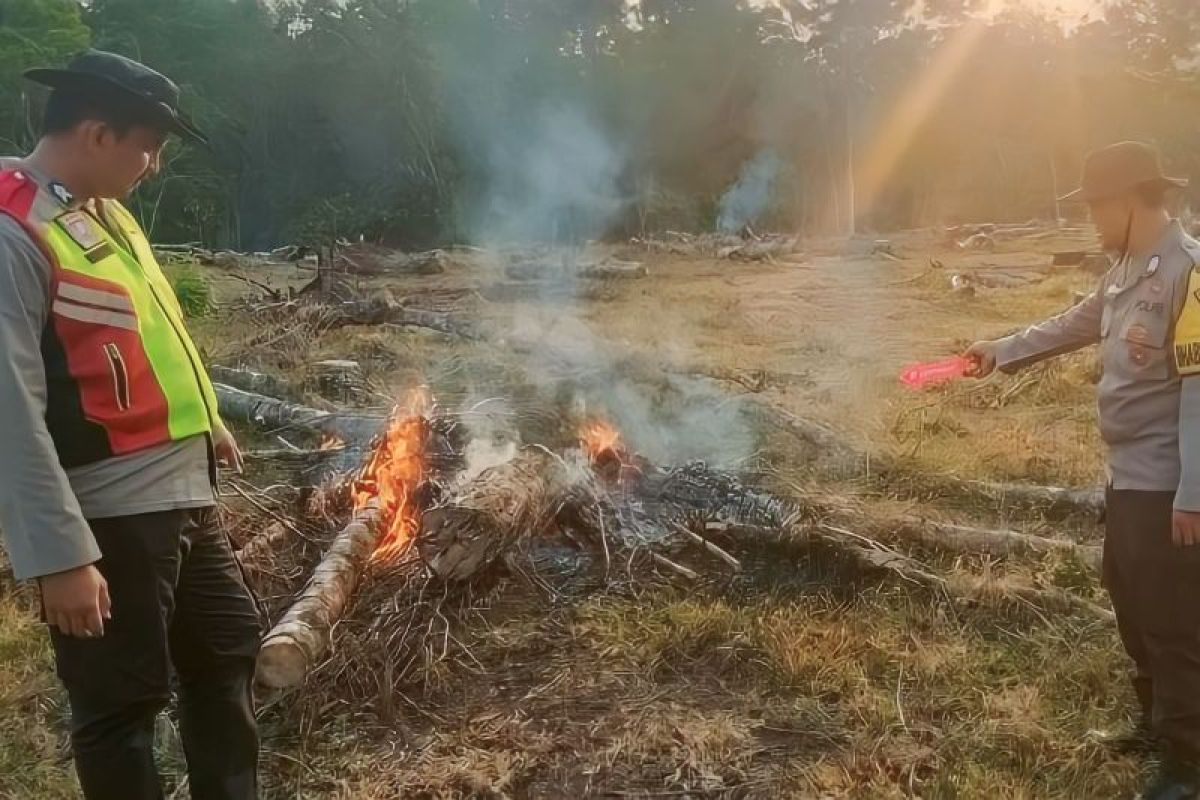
xmin=809 ymin=524 xmax=1111 ymax=621
xmin=308 ymin=359 xmax=367 ymax=403
xmin=210 ymin=365 xmax=293 ymax=399
xmin=295 ymin=296 xmax=476 ymax=338
xmin=215 ymin=384 xmax=383 ymax=443
xmin=418 ymin=448 xmax=599 ymax=581
xmin=798 ymin=496 xmax=1104 ymax=571
xmin=338 ymin=247 xmax=448 ymax=276
xmin=962 ymin=481 xmax=1104 ymax=518
xmin=256 ymin=505 xmax=382 ymax=689
xmin=750 ymin=400 xmax=1106 ymax=519
xmin=901 ymin=518 xmax=1101 ymax=572
xmin=578 ymin=259 xmax=647 ymax=280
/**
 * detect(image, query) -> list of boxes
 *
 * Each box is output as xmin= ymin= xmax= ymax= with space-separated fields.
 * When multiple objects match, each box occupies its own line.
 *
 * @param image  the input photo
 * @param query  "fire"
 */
xmin=580 ymin=418 xmax=623 ymax=462
xmin=354 ymin=389 xmax=430 ymax=564
xmin=580 ymin=416 xmax=644 ymax=487
xmin=318 ymin=433 xmax=345 ymax=451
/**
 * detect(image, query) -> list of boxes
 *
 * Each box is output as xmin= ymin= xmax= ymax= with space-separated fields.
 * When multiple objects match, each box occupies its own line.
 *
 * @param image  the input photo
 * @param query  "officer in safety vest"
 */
xmin=0 ymin=51 xmax=259 ymax=799
xmin=967 ymin=141 xmax=1200 ymax=800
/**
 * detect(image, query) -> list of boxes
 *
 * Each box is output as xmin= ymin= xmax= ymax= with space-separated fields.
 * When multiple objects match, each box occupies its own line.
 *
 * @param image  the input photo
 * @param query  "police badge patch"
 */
xmin=56 ymin=211 xmax=103 ymax=251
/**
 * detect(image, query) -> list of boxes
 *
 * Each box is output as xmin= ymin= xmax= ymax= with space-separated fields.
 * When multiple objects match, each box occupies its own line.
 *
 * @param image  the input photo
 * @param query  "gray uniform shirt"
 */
xmin=995 ymin=220 xmax=1200 ymax=509
xmin=0 ymin=163 xmax=215 ymax=581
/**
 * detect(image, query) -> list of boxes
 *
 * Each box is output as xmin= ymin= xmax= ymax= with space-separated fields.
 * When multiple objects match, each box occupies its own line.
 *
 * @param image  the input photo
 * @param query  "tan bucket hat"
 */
xmin=1059 ymin=141 xmax=1187 ymax=203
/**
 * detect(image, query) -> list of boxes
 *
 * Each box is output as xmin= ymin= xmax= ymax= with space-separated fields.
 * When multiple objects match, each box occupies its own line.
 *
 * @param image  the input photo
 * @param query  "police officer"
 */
xmin=0 ymin=51 xmax=259 ymax=799
xmin=967 ymin=141 xmax=1200 ymax=800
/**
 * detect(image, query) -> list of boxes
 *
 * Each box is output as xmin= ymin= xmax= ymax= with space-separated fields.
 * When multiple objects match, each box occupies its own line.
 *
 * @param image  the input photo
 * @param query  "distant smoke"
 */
xmin=717 ymin=150 xmax=783 ymax=233
xmin=473 ymin=105 xmax=624 ymax=247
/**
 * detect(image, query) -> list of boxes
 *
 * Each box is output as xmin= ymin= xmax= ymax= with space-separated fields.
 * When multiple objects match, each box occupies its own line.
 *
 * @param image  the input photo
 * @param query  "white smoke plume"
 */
xmin=717 ymin=149 xmax=783 ymax=233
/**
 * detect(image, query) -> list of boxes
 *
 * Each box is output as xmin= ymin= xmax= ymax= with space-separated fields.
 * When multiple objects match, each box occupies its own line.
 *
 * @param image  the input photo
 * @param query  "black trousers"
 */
xmin=50 ymin=508 xmax=262 ymax=800
xmin=1104 ymin=487 xmax=1200 ymax=766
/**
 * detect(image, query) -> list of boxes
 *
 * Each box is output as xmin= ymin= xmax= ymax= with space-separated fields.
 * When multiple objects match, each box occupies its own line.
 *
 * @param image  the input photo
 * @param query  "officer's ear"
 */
xmin=78 ymin=118 xmax=121 ymax=153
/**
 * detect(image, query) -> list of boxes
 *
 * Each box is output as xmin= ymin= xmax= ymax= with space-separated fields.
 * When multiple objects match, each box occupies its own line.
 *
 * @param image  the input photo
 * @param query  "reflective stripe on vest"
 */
xmin=0 ymin=169 xmax=217 ymax=467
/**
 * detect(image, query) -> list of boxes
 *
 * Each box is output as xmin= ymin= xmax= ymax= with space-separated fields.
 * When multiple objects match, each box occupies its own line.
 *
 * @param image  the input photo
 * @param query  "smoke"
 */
xmin=717 ymin=149 xmax=783 ymax=233
xmin=433 ymin=18 xmax=755 ymax=469
xmin=456 ymin=397 xmax=519 ymax=483
xmin=509 ymin=313 xmax=755 ymax=469
xmin=473 ymin=105 xmax=625 ymax=248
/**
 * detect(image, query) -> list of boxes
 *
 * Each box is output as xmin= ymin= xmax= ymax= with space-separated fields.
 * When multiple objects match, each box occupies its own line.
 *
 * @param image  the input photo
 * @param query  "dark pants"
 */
xmin=1104 ymin=487 xmax=1200 ymax=766
xmin=50 ymin=508 xmax=262 ymax=800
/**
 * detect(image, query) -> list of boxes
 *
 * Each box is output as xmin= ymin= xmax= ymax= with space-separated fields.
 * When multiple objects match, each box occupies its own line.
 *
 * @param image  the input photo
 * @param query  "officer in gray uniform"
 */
xmin=968 ymin=141 xmax=1200 ymax=800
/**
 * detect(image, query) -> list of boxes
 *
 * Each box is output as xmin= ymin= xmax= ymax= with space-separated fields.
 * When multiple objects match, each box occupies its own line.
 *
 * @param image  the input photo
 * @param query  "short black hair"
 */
xmin=41 ymin=88 xmax=164 ymax=138
xmin=1136 ymin=182 xmax=1169 ymax=209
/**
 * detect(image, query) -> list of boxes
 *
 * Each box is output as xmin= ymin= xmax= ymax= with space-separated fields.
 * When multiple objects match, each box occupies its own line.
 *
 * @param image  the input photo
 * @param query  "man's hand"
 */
xmin=964 ymin=340 xmax=1000 ymax=378
xmin=1173 ymin=510 xmax=1200 ymax=547
xmin=213 ymin=426 xmax=243 ymax=473
xmin=40 ymin=564 xmax=110 ymax=638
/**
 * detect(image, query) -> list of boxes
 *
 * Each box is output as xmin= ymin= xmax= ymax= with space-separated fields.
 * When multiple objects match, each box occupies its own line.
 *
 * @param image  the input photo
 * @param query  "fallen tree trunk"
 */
xmin=809 ymin=523 xmax=1111 ymax=621
xmin=796 ymin=494 xmax=1104 ymax=572
xmin=963 ymin=481 xmax=1104 ymax=518
xmin=418 ymin=447 xmax=600 ymax=581
xmin=297 ymin=296 xmax=476 ymax=338
xmin=578 ymin=259 xmax=647 ymax=280
xmin=909 ymin=518 xmax=1101 ymax=572
xmin=210 ymin=365 xmax=293 ymax=399
xmin=340 ymin=248 xmax=447 ymax=276
xmin=750 ymin=401 xmax=1106 ymax=518
xmin=256 ymin=505 xmax=381 ymax=689
xmin=215 ymin=384 xmax=383 ymax=442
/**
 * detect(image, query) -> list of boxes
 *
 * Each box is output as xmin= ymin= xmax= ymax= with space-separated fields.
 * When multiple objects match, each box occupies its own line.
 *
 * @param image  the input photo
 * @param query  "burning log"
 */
xmin=256 ymin=504 xmax=382 ymax=689
xmin=418 ymin=447 xmax=600 ymax=581
xmin=257 ymin=399 xmax=430 ymax=689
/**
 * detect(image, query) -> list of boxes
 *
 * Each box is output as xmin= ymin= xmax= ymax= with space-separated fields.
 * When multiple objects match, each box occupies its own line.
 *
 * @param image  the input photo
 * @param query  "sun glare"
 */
xmin=991 ymin=0 xmax=1106 ymax=23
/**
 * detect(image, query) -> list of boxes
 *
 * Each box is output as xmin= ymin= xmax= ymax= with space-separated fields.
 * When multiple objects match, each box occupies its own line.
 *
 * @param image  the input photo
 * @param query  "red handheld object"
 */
xmin=899 ymin=356 xmax=971 ymax=389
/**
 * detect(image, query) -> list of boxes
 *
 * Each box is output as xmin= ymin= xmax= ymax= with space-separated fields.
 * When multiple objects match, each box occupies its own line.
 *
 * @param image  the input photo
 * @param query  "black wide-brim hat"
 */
xmin=24 ymin=49 xmax=208 ymax=147
xmin=1059 ymin=140 xmax=1187 ymax=202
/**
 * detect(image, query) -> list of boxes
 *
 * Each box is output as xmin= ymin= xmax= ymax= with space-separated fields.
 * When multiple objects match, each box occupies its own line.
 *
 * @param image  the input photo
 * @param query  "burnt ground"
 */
xmin=0 ymin=228 xmax=1146 ymax=799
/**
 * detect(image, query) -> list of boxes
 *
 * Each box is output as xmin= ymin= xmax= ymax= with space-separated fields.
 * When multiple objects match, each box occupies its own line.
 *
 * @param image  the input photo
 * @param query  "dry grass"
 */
xmin=0 ymin=584 xmax=77 ymax=799
xmin=249 ymin=571 xmax=1139 ymax=798
xmin=0 ymin=236 xmax=1152 ymax=798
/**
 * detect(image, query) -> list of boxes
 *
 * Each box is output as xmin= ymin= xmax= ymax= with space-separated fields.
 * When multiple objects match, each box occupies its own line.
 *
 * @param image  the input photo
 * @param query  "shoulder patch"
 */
xmin=1175 ymin=265 xmax=1200 ymax=375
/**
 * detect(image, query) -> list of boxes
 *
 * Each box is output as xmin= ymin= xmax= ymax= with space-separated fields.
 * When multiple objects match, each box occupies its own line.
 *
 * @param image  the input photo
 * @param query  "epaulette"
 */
xmin=0 ymin=169 xmax=37 ymax=217
xmin=1181 ymin=235 xmax=1200 ymax=269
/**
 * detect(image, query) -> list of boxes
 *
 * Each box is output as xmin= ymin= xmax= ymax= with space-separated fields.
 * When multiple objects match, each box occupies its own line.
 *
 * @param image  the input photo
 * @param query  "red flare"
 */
xmin=899 ymin=356 xmax=971 ymax=389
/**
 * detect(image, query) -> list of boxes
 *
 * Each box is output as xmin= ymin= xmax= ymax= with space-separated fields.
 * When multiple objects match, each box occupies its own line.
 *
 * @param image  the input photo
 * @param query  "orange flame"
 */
xmin=355 ymin=389 xmax=430 ymax=564
xmin=318 ymin=433 xmax=345 ymax=451
xmin=580 ymin=418 xmax=622 ymax=462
